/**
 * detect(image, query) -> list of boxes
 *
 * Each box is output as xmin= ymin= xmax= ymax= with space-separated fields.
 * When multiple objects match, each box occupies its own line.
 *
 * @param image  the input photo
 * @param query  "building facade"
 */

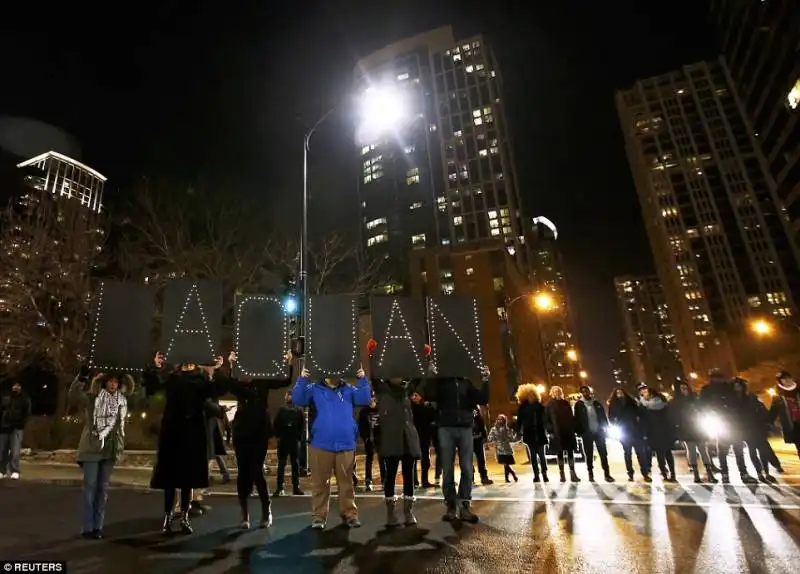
xmin=354 ymin=26 xmax=529 ymax=291
xmin=610 ymin=339 xmax=634 ymax=388
xmin=528 ymin=216 xmax=582 ymax=384
xmin=614 ymin=275 xmax=683 ymax=388
xmin=407 ymin=240 xmax=547 ymax=412
xmin=16 ymin=151 xmax=106 ymax=213
xmin=710 ymin=0 xmax=800 ymax=242
xmin=616 ymin=59 xmax=800 ymax=374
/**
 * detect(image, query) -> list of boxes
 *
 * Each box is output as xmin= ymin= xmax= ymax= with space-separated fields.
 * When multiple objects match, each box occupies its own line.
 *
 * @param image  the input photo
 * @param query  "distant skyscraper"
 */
xmin=616 ymin=59 xmax=800 ymax=373
xmin=610 ymin=340 xmax=634 ymax=388
xmin=614 ymin=275 xmax=683 ymax=388
xmin=710 ymin=0 xmax=800 ymax=243
xmin=529 ymin=216 xmax=581 ymax=383
xmin=17 ymin=151 xmax=106 ymax=213
xmin=354 ymin=26 xmax=529 ymax=291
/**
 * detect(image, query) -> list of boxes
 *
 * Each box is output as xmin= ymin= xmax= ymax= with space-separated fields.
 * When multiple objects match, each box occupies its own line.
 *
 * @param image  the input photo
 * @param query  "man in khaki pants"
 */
xmin=292 ymin=365 xmax=372 ymax=529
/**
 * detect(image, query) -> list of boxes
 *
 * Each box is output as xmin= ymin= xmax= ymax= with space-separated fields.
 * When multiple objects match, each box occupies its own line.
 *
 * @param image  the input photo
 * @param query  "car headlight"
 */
xmin=607 ymin=424 xmax=623 ymax=441
xmin=701 ymin=414 xmax=724 ymax=438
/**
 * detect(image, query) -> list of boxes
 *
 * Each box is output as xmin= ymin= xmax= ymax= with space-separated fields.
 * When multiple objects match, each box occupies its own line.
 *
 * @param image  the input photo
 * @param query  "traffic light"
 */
xmin=283 ymin=295 xmax=298 ymax=315
xmin=282 ymin=274 xmax=299 ymax=316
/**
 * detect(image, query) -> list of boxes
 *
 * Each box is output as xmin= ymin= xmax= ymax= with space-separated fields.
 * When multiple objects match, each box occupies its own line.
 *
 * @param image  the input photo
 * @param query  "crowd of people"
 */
xmin=55 ymin=354 xmax=800 ymax=539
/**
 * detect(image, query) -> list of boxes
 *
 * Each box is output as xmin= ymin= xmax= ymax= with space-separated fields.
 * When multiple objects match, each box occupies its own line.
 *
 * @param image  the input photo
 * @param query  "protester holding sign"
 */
xmin=418 ymin=364 xmax=491 ymax=524
xmin=225 ymin=351 xmax=294 ymax=529
xmin=68 ymin=371 xmax=142 ymax=539
xmin=291 ymin=366 xmax=372 ymax=530
xmin=148 ymin=352 xmax=228 ymax=535
xmin=371 ymin=376 xmax=422 ymax=527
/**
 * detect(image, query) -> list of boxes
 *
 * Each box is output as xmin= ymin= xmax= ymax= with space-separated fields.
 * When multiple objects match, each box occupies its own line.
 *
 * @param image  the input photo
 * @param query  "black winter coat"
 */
xmin=373 ymin=379 xmax=421 ymax=459
xmin=150 ymin=369 xmax=227 ymax=490
xmin=516 ymin=401 xmax=547 ymax=447
xmin=472 ymin=409 xmax=488 ymax=442
xmin=0 ymin=391 xmax=31 ymax=431
xmin=573 ymin=399 xmax=609 ymax=437
xmin=358 ymin=406 xmax=381 ymax=444
xmin=607 ymin=397 xmax=645 ymax=443
xmin=545 ymin=399 xmax=577 ymax=452
xmin=729 ymin=393 xmax=770 ymax=441
xmin=418 ymin=376 xmax=490 ymax=428
xmin=273 ymin=405 xmax=305 ymax=443
xmin=639 ymin=395 xmax=674 ymax=451
xmin=411 ymin=402 xmax=436 ymax=440
xmin=204 ymin=398 xmax=227 ymax=459
xmin=670 ymin=394 xmax=705 ymax=442
xmin=229 ymin=378 xmax=291 ymax=444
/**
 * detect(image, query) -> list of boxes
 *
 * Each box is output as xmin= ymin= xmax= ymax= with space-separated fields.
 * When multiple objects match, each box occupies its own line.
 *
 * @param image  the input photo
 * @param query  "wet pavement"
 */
xmin=0 ymin=479 xmax=799 ymax=573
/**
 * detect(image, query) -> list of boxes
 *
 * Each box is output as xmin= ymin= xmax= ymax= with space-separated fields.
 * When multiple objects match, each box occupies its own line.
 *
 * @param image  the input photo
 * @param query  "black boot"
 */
xmin=706 ymin=470 xmax=718 ymax=484
xmin=238 ymin=499 xmax=250 ymax=530
xmin=460 ymin=501 xmax=478 ymax=523
xmin=569 ymin=466 xmax=580 ymax=482
xmin=161 ymin=512 xmax=174 ymax=534
xmin=559 ymin=464 xmax=566 ymax=483
xmin=533 ymin=471 xmax=541 ymax=483
xmin=627 ymin=471 xmax=634 ymax=482
xmin=587 ymin=468 xmax=595 ymax=482
xmin=179 ymin=511 xmax=193 ymax=535
xmin=442 ymin=499 xmax=458 ymax=522
xmin=691 ymin=467 xmax=702 ymax=483
xmin=542 ymin=469 xmax=549 ymax=483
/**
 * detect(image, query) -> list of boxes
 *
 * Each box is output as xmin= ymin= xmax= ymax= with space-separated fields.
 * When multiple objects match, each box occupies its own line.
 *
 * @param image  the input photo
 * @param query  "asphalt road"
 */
xmin=1 ymin=479 xmax=799 ymax=574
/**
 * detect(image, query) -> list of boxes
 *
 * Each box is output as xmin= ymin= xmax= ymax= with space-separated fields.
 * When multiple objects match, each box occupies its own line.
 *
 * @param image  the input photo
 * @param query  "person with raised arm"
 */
xmin=69 ymin=371 xmax=143 ymax=539
xmin=225 ymin=351 xmax=294 ymax=529
xmin=147 ymin=352 xmax=228 ymax=535
xmin=291 ymin=364 xmax=371 ymax=530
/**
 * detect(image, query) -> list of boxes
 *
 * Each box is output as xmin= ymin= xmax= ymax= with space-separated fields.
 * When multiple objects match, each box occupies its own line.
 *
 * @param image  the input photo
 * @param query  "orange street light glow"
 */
xmin=751 ymin=319 xmax=773 ymax=336
xmin=534 ymin=292 xmax=556 ymax=311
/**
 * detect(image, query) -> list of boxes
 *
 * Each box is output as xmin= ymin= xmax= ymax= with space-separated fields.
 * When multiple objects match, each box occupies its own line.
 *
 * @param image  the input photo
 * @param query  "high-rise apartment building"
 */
xmin=710 ymin=1 xmax=800 ymax=241
xmin=529 ymin=216 xmax=581 ymax=383
xmin=354 ymin=26 xmax=529 ymax=291
xmin=616 ymin=59 xmax=800 ymax=374
xmin=610 ymin=340 xmax=634 ymax=388
xmin=16 ymin=151 xmax=106 ymax=213
xmin=614 ymin=275 xmax=683 ymax=387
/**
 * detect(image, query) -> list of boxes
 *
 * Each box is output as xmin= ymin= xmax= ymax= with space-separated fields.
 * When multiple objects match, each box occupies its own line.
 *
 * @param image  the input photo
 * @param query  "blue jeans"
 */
xmin=0 ymin=429 xmax=23 ymax=474
xmin=81 ymin=460 xmax=115 ymax=532
xmin=438 ymin=426 xmax=474 ymax=504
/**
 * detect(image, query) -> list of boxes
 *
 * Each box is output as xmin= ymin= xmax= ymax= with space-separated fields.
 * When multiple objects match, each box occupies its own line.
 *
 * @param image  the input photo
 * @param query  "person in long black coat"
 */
xmin=545 ymin=386 xmax=580 ymax=483
xmin=607 ymin=387 xmax=650 ymax=481
xmin=514 ymin=383 xmax=548 ymax=483
xmin=637 ymin=385 xmax=676 ymax=482
xmin=148 ymin=353 xmax=228 ymax=534
xmin=204 ymin=397 xmax=230 ymax=483
xmin=226 ymin=351 xmax=294 ymax=529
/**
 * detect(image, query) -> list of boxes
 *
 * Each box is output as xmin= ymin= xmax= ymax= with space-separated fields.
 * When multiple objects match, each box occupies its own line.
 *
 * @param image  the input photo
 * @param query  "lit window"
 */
xmin=453 ymin=216 xmax=463 ymax=225
xmin=474 ymin=117 xmax=483 ymax=126
xmin=479 ymin=149 xmax=488 ymax=157
xmin=410 ymin=201 xmax=422 ymax=210
xmin=437 ymin=197 xmax=446 ymax=204
xmin=788 ymin=77 xmax=800 ymax=110
xmin=490 ymin=146 xmax=498 ymax=155
xmin=404 ymin=145 xmax=415 ymax=154
xmin=473 ymin=109 xmax=482 ymax=118
xmin=472 ymin=41 xmax=480 ymax=48
xmin=397 ymin=72 xmax=409 ymax=81
xmin=489 ymin=219 xmax=499 ymax=228
xmin=366 ymin=217 xmax=387 ymax=230
xmin=475 ymin=64 xmax=484 ymax=71
xmin=493 ymin=277 xmax=504 ymax=291
xmin=361 ymin=145 xmax=375 ymax=155
xmin=367 ymin=233 xmax=388 ymax=247
xmin=500 ymin=208 xmax=509 ymax=216
xmin=441 ymin=282 xmax=455 ymax=295
xmin=488 ymin=210 xmax=498 ymax=219
xmin=411 ymin=233 xmax=426 ymax=246
xmin=490 ymin=228 xmax=500 ymax=236
xmin=465 ymin=65 xmax=474 ymax=73
xmin=406 ymin=167 xmax=420 ymax=185
xmin=363 ymin=155 xmax=383 ymax=183
xmin=453 ymin=53 xmax=461 ymax=62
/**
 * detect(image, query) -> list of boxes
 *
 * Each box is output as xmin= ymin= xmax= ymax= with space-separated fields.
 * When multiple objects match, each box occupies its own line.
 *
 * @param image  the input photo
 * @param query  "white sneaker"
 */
xmin=9 ymin=473 xmax=19 ymax=480
xmin=0 ymin=473 xmax=6 ymax=479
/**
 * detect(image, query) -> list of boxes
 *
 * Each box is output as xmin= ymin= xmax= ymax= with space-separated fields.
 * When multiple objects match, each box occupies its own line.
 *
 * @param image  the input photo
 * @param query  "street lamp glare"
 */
xmin=359 ymin=86 xmax=408 ymax=135
xmin=688 ymin=371 xmax=698 ymax=380
xmin=533 ymin=292 xmax=556 ymax=312
xmin=566 ymin=349 xmax=578 ymax=362
xmin=767 ymin=388 xmax=777 ymax=397
xmin=535 ymin=384 xmax=547 ymax=395
xmin=751 ymin=319 xmax=773 ymax=336
xmin=579 ymin=370 xmax=588 ymax=379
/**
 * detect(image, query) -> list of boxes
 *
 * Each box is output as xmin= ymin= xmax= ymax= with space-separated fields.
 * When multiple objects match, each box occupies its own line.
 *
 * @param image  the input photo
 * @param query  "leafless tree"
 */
xmin=0 ymin=190 xmax=106 ymax=414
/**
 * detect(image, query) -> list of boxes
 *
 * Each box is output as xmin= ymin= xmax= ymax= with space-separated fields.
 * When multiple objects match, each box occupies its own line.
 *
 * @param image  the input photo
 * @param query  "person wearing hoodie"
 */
xmin=607 ymin=387 xmax=650 ymax=481
xmin=545 ymin=386 xmax=580 ymax=483
xmin=514 ymin=383 xmax=548 ymax=483
xmin=417 ymin=364 xmax=491 ymax=523
xmin=292 ymin=365 xmax=371 ymax=530
xmin=69 ymin=371 xmax=142 ymax=539
xmin=272 ymin=390 xmax=305 ymax=497
xmin=357 ymin=396 xmax=384 ymax=492
xmin=770 ymin=371 xmax=800 ymax=461
xmin=731 ymin=377 xmax=774 ymax=483
xmin=671 ymin=378 xmax=718 ymax=484
xmin=0 ymin=381 xmax=31 ymax=480
xmin=637 ymin=384 xmax=677 ymax=482
xmin=371 ymin=377 xmax=422 ymax=527
xmin=573 ymin=385 xmax=614 ymax=483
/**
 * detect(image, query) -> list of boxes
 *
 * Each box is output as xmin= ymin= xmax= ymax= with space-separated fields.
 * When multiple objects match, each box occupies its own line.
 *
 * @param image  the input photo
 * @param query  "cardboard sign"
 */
xmin=160 ymin=280 xmax=222 ymax=365
xmin=305 ymin=295 xmax=360 ymax=379
xmin=233 ymin=294 xmax=289 ymax=379
xmin=426 ymin=296 xmax=484 ymax=378
xmin=370 ymin=297 xmax=427 ymax=378
xmin=88 ymin=280 xmax=154 ymax=371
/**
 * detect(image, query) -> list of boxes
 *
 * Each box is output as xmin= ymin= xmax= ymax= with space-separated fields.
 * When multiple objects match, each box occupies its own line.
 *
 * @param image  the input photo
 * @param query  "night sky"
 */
xmin=0 ymin=1 xmax=715 ymax=390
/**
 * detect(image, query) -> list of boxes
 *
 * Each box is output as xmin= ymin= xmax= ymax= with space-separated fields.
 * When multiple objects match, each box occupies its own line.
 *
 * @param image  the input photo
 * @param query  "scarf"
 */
xmin=93 ymin=389 xmax=127 ymax=446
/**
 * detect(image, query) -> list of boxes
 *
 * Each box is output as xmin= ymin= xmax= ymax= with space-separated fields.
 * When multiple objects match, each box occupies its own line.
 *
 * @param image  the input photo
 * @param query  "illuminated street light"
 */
xmin=751 ymin=319 xmax=773 ymax=336
xmin=535 ymin=384 xmax=547 ymax=396
xmin=533 ymin=292 xmax=556 ymax=312
xmin=689 ymin=372 xmax=698 ymax=380
xmin=358 ymin=86 xmax=410 ymax=140
xmin=566 ymin=349 xmax=578 ymax=362
xmin=579 ymin=370 xmax=588 ymax=380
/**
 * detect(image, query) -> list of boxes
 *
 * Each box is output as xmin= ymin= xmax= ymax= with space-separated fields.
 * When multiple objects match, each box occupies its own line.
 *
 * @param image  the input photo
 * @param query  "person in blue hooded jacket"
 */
xmin=292 ymin=365 xmax=371 ymax=530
